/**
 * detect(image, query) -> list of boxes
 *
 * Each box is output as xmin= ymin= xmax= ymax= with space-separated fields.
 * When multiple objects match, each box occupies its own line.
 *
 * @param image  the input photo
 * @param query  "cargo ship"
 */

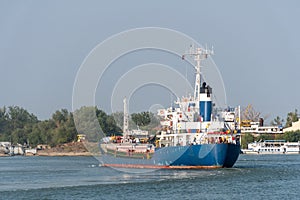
xmin=99 ymin=46 xmax=241 ymax=169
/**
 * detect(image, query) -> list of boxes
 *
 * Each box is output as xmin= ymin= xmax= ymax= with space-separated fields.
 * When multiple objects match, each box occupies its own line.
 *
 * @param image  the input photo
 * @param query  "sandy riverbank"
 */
xmin=37 ymin=142 xmax=100 ymax=156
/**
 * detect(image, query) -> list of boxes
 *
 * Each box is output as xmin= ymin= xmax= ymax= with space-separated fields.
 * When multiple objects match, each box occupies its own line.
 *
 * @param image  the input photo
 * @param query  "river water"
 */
xmin=0 ymin=154 xmax=299 ymax=199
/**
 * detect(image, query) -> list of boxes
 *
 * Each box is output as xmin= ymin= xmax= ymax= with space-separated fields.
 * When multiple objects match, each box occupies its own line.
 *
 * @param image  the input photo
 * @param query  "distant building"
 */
xmin=283 ymin=120 xmax=300 ymax=132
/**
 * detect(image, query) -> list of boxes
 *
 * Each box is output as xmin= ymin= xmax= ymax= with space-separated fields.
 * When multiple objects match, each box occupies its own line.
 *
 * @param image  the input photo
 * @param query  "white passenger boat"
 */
xmin=242 ymin=140 xmax=300 ymax=154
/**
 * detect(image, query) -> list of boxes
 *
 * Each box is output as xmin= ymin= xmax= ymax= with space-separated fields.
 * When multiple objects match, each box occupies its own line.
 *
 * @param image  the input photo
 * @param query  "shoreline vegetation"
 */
xmin=0 ymin=106 xmax=124 ymax=148
xmin=0 ymin=106 xmax=157 ymax=147
xmin=1 ymin=105 xmax=300 ymax=156
xmin=0 ymin=142 xmax=100 ymax=157
xmin=0 ymin=106 xmax=158 ymax=157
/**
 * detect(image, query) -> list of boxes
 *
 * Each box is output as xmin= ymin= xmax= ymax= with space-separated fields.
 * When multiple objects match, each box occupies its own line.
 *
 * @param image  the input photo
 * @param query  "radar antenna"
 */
xmin=182 ymin=45 xmax=214 ymax=101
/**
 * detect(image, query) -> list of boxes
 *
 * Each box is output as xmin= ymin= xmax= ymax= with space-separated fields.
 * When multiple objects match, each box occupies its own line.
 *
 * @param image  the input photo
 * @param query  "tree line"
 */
xmin=0 ymin=106 xmax=157 ymax=148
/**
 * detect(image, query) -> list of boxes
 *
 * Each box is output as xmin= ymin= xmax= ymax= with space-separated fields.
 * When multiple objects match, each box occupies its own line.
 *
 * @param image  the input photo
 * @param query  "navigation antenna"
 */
xmin=182 ymin=45 xmax=214 ymax=101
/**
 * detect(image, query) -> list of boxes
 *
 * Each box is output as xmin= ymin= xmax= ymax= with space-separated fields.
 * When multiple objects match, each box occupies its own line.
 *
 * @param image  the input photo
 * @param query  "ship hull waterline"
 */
xmin=99 ymin=143 xmax=241 ymax=169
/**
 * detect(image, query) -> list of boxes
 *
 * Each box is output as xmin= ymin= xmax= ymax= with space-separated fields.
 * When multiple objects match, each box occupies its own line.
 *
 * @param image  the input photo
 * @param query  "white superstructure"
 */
xmin=155 ymin=46 xmax=240 ymax=147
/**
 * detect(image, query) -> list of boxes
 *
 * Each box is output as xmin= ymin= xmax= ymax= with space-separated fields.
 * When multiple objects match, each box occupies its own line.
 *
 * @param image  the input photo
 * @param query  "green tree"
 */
xmin=0 ymin=107 xmax=9 ymax=140
xmin=274 ymin=133 xmax=285 ymax=140
xmin=52 ymin=109 xmax=69 ymax=127
xmin=11 ymin=128 xmax=27 ymax=145
xmin=36 ymin=120 xmax=56 ymax=145
xmin=104 ymin=115 xmax=121 ymax=135
xmin=8 ymin=106 xmax=38 ymax=130
xmin=241 ymin=133 xmax=254 ymax=149
xmin=283 ymin=131 xmax=300 ymax=142
xmin=270 ymin=116 xmax=284 ymax=126
xmin=0 ymin=107 xmax=8 ymax=132
xmin=131 ymin=112 xmax=151 ymax=127
xmin=285 ymin=109 xmax=298 ymax=128
xmin=4 ymin=106 xmax=39 ymax=145
xmin=96 ymin=108 xmax=121 ymax=136
xmin=28 ymin=125 xmax=43 ymax=146
xmin=73 ymin=106 xmax=102 ymax=141
xmin=50 ymin=109 xmax=77 ymax=146
xmin=255 ymin=134 xmax=274 ymax=141
xmin=111 ymin=111 xmax=123 ymax=129
xmin=141 ymin=112 xmax=160 ymax=135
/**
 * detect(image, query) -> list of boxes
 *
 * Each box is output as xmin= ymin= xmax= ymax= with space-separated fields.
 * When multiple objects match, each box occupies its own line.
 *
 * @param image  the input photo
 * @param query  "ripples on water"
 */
xmin=0 ymin=155 xmax=299 ymax=199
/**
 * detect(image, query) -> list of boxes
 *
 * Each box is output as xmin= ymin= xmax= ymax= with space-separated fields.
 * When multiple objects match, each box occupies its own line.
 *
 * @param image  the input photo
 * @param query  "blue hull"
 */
xmin=100 ymin=143 xmax=240 ymax=169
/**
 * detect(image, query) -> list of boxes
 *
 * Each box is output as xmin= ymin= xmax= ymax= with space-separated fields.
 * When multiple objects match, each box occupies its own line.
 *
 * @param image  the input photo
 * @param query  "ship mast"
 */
xmin=123 ymin=97 xmax=129 ymax=139
xmin=182 ymin=46 xmax=213 ymax=101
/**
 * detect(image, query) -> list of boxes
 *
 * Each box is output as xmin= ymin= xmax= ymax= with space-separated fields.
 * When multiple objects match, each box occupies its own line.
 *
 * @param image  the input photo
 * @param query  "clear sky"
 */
xmin=1 ymin=0 xmax=299 ymax=123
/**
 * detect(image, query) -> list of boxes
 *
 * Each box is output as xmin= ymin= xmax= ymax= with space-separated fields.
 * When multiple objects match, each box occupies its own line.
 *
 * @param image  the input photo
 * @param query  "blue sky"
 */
xmin=1 ymin=0 xmax=299 ymax=123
